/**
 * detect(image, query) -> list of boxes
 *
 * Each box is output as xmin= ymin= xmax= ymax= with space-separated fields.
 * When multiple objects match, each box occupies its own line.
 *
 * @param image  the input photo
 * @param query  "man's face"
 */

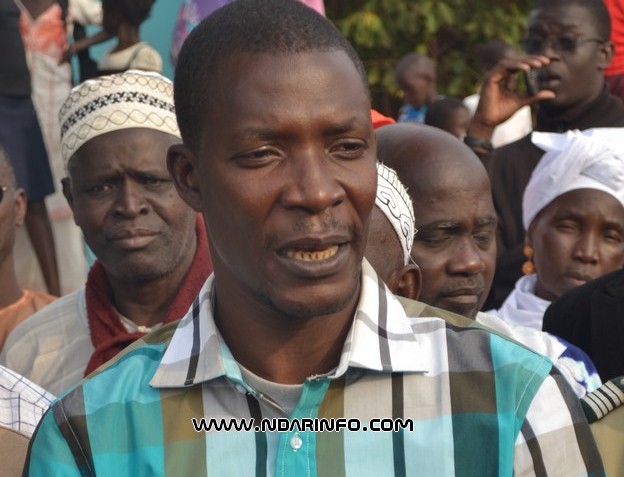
xmin=411 ymin=175 xmax=496 ymax=319
xmin=524 ymin=5 xmax=610 ymax=111
xmin=529 ymin=189 xmax=624 ymax=301
xmin=65 ymin=128 xmax=197 ymax=283
xmin=400 ymin=63 xmax=436 ymax=109
xmin=448 ymin=107 xmax=471 ymax=139
xmin=175 ymin=50 xmax=376 ymax=320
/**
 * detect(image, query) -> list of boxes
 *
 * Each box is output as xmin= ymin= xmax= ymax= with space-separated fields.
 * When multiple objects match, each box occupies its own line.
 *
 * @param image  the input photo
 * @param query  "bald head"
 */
xmin=377 ymin=124 xmax=496 ymax=319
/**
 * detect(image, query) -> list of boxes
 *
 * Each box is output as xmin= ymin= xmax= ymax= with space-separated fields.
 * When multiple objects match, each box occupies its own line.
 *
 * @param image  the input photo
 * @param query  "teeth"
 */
xmin=286 ymin=245 xmax=339 ymax=261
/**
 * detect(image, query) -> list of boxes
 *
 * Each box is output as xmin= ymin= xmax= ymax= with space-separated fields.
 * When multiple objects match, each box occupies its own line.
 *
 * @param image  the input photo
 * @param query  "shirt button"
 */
xmin=290 ymin=432 xmax=303 ymax=451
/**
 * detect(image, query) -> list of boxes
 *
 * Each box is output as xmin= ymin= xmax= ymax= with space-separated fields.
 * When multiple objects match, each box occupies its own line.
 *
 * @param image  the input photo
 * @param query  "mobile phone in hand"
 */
xmin=524 ymin=68 xmax=540 ymax=96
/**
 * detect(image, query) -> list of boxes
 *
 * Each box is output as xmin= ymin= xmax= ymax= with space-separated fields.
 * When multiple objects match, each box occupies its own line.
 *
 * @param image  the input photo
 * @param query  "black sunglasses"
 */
xmin=0 ymin=186 xmax=8 ymax=203
xmin=523 ymin=35 xmax=604 ymax=54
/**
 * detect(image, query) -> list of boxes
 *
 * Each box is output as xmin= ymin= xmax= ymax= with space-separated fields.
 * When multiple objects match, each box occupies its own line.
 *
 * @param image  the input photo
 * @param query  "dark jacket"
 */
xmin=483 ymin=87 xmax=624 ymax=309
xmin=543 ymin=268 xmax=624 ymax=382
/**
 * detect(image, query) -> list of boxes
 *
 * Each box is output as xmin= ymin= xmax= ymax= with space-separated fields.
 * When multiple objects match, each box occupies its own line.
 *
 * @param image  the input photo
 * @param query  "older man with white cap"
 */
xmin=0 ymin=70 xmax=212 ymax=396
xmin=494 ymin=128 xmax=624 ymax=331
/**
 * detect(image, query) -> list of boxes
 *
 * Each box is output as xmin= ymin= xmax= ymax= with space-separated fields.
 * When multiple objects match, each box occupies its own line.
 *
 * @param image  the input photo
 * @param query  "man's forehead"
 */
xmin=202 ymin=51 xmax=372 ymax=137
xmin=528 ymin=5 xmax=594 ymax=32
xmin=69 ymin=128 xmax=174 ymax=175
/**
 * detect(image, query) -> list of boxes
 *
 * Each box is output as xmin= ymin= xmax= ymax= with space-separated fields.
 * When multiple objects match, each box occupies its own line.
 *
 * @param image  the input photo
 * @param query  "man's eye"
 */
xmin=557 ymin=36 xmax=578 ymax=51
xmin=86 ymin=184 xmax=112 ymax=194
xmin=330 ymin=140 xmax=367 ymax=158
xmin=142 ymin=177 xmax=167 ymax=187
xmin=234 ymin=148 xmax=280 ymax=166
xmin=417 ymin=235 xmax=449 ymax=247
xmin=604 ymin=230 xmax=623 ymax=243
xmin=555 ymin=221 xmax=577 ymax=232
xmin=474 ymin=232 xmax=493 ymax=245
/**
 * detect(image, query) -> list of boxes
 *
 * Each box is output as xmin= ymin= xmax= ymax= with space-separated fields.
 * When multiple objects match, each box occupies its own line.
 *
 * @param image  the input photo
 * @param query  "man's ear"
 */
xmin=598 ymin=40 xmax=615 ymax=71
xmin=524 ymin=223 xmax=535 ymax=248
xmin=167 ymin=144 xmax=203 ymax=212
xmin=394 ymin=262 xmax=422 ymax=301
xmin=13 ymin=188 xmax=27 ymax=227
xmin=61 ymin=177 xmax=73 ymax=210
xmin=61 ymin=177 xmax=79 ymax=226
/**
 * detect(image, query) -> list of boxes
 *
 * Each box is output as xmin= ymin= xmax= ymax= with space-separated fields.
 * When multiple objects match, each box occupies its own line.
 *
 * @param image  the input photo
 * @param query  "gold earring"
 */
xmin=522 ymin=245 xmax=535 ymax=275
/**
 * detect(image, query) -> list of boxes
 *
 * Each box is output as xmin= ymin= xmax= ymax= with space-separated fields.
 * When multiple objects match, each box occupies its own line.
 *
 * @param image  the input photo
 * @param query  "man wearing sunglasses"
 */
xmin=0 ymin=148 xmax=55 ymax=352
xmin=465 ymin=0 xmax=624 ymax=311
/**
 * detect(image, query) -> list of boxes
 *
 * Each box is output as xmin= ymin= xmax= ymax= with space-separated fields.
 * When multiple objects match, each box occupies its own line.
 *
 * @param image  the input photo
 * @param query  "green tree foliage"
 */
xmin=326 ymin=0 xmax=534 ymax=117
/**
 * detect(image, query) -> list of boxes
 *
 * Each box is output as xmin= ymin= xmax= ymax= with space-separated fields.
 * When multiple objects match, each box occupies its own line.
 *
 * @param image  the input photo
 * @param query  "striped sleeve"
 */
xmin=514 ymin=371 xmax=605 ymax=476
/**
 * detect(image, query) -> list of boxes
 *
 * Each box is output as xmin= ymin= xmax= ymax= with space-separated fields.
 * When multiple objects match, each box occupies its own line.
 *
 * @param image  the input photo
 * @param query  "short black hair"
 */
xmin=0 ymin=146 xmax=16 ymax=188
xmin=532 ymin=0 xmax=611 ymax=40
xmin=394 ymin=53 xmax=434 ymax=88
xmin=424 ymin=98 xmax=467 ymax=132
xmin=102 ymin=0 xmax=155 ymax=27
xmin=174 ymin=0 xmax=369 ymax=153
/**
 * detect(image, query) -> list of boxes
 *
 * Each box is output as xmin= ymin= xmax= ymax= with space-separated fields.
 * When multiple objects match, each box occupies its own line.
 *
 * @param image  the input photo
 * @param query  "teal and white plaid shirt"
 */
xmin=26 ymin=261 xmax=604 ymax=476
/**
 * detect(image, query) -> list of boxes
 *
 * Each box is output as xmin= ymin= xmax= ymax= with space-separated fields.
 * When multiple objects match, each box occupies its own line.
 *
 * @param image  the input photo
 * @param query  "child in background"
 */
xmin=98 ymin=0 xmax=161 ymax=74
xmin=64 ymin=0 xmax=161 ymax=75
xmin=424 ymin=98 xmax=471 ymax=139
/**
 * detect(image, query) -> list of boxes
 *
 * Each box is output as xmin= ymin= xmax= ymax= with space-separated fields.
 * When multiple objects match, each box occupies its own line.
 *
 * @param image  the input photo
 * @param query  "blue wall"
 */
xmin=86 ymin=0 xmax=185 ymax=80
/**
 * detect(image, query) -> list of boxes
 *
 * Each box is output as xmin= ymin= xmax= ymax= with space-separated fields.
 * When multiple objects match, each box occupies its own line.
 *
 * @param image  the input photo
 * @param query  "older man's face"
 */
xmin=410 ymin=167 xmax=496 ymax=319
xmin=65 ymin=128 xmax=197 ymax=282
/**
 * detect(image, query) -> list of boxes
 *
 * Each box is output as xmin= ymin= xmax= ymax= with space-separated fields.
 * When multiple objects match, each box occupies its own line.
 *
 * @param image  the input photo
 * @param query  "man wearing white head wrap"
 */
xmin=365 ymin=162 xmax=421 ymax=299
xmin=0 ymin=70 xmax=212 ymax=396
xmin=495 ymin=128 xmax=624 ymax=333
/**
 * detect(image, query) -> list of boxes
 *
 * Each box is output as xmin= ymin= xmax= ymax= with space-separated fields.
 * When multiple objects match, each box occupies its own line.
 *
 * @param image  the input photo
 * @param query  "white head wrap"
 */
xmin=59 ymin=70 xmax=180 ymax=167
xmin=376 ymin=162 xmax=416 ymax=265
xmin=523 ymin=128 xmax=624 ymax=230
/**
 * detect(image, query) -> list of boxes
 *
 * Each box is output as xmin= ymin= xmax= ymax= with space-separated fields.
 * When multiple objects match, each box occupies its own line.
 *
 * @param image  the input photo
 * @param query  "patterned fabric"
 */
xmin=582 ymin=377 xmax=624 ymax=423
xmin=375 ymin=162 xmax=415 ymax=265
xmin=0 ymin=365 xmax=54 ymax=438
xmin=59 ymin=70 xmax=180 ymax=165
xmin=26 ymin=261 xmax=604 ymax=476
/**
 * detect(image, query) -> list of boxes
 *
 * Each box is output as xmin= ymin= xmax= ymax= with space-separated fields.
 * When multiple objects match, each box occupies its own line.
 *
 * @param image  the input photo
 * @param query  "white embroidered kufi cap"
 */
xmin=376 ymin=162 xmax=416 ymax=265
xmin=523 ymin=128 xmax=624 ymax=230
xmin=59 ymin=70 xmax=180 ymax=167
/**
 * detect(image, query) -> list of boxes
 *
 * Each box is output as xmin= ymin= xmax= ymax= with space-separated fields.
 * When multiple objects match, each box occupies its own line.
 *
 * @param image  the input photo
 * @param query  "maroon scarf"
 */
xmin=84 ymin=215 xmax=211 ymax=375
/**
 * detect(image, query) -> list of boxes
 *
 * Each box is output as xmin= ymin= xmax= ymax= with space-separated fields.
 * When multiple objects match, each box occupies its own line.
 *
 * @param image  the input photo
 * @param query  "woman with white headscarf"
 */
xmin=495 ymin=128 xmax=624 ymax=330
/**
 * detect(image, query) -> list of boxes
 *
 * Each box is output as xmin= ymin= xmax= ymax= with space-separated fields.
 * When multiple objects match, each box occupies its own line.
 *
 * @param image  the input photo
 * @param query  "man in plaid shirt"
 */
xmin=26 ymin=0 xmax=604 ymax=475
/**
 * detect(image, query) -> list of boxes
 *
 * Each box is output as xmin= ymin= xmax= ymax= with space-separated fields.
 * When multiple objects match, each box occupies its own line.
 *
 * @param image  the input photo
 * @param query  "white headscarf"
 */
xmin=376 ymin=162 xmax=416 ymax=265
xmin=59 ymin=70 xmax=180 ymax=167
xmin=523 ymin=128 xmax=624 ymax=230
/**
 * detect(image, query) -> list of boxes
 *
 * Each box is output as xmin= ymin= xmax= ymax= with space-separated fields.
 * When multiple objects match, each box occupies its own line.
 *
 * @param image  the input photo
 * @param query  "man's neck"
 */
xmin=0 ymin=258 xmax=24 ymax=308
xmin=213 ymin=281 xmax=359 ymax=385
xmin=537 ymin=87 xmax=604 ymax=129
xmin=114 ymin=25 xmax=141 ymax=52
xmin=107 ymin=246 xmax=196 ymax=328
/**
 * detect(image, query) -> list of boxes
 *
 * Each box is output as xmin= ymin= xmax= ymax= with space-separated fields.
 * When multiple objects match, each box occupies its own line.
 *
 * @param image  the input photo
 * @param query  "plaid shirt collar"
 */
xmin=150 ymin=259 xmax=429 ymax=388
